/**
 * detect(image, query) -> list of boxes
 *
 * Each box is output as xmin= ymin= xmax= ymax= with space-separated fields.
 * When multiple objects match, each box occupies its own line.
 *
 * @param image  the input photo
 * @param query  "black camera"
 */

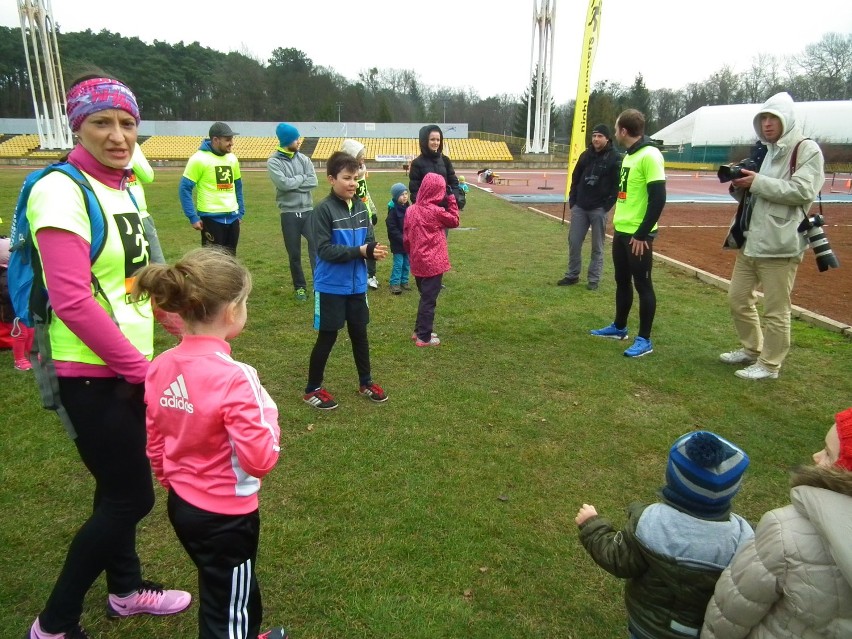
xmin=798 ymin=214 xmax=840 ymax=272
xmin=717 ymin=158 xmax=759 ymax=183
xmin=718 ymin=141 xmax=767 ymax=184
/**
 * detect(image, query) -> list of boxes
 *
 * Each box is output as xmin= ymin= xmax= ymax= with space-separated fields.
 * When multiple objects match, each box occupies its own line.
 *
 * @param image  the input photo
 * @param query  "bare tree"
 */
xmin=740 ymin=53 xmax=780 ymax=103
xmin=652 ymin=88 xmax=686 ymax=129
xmin=706 ymin=65 xmax=740 ymax=105
xmin=795 ymin=32 xmax=852 ymax=99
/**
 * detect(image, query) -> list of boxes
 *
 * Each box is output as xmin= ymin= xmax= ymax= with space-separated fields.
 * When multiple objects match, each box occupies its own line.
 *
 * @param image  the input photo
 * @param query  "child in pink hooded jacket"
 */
xmin=403 ymin=172 xmax=459 ymax=347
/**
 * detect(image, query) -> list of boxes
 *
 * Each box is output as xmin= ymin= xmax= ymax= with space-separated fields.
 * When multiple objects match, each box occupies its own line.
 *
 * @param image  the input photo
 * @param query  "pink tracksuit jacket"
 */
xmin=145 ymin=334 xmax=280 ymax=515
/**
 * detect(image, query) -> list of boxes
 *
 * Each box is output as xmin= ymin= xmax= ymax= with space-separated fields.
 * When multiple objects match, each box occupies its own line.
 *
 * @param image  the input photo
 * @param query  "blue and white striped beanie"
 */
xmin=661 ymin=431 xmax=749 ymax=520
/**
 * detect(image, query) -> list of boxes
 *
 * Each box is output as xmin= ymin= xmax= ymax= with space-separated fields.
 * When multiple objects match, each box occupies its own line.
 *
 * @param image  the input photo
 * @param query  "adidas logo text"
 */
xmin=160 ymin=374 xmax=194 ymax=414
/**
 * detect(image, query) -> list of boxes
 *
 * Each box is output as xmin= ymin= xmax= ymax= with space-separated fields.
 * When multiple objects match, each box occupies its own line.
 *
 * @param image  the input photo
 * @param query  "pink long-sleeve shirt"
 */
xmin=145 ymin=334 xmax=280 ymax=515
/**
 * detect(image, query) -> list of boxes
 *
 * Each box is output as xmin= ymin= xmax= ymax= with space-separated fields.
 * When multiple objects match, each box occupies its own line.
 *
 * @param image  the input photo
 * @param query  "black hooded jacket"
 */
xmin=408 ymin=125 xmax=460 ymax=204
xmin=568 ymin=139 xmax=621 ymax=212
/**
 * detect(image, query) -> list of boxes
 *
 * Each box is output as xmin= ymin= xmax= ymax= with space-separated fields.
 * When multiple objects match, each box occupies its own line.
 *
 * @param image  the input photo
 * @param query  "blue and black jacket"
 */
xmin=310 ymin=189 xmax=369 ymax=295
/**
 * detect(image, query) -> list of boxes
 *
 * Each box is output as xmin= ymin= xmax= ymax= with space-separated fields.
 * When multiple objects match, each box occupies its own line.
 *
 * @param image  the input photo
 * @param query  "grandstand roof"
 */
xmin=652 ymin=100 xmax=852 ymax=146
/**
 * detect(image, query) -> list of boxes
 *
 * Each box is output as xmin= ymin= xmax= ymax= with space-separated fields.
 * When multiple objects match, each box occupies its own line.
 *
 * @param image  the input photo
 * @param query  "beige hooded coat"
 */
xmin=701 ymin=466 xmax=852 ymax=638
xmin=732 ymin=92 xmax=825 ymax=258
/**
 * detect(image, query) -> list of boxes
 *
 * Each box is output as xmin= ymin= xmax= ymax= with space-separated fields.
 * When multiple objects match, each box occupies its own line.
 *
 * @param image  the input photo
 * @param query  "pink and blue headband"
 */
xmin=66 ymin=78 xmax=140 ymax=132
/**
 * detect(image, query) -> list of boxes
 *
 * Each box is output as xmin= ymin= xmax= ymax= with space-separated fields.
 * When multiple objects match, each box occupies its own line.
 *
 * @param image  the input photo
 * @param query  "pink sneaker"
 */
xmin=14 ymin=358 xmax=32 ymax=371
xmin=258 ymin=628 xmax=289 ymax=639
xmin=410 ymin=332 xmax=438 ymax=341
xmin=26 ymin=618 xmax=90 ymax=639
xmin=106 ymin=580 xmax=191 ymax=618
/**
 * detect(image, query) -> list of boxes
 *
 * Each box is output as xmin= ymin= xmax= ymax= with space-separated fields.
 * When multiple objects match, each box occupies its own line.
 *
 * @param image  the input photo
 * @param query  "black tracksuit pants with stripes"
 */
xmin=168 ymin=491 xmax=262 ymax=639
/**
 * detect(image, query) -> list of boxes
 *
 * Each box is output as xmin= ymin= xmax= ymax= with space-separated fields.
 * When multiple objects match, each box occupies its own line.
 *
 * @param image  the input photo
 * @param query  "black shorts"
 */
xmin=313 ymin=291 xmax=369 ymax=331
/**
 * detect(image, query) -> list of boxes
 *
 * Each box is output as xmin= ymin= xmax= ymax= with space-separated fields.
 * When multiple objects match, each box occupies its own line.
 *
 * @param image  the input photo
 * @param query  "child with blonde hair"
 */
xmin=133 ymin=248 xmax=286 ymax=639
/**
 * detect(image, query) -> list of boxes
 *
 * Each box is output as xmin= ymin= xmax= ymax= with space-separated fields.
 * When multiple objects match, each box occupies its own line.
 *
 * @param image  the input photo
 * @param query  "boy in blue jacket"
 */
xmin=303 ymin=152 xmax=389 ymax=410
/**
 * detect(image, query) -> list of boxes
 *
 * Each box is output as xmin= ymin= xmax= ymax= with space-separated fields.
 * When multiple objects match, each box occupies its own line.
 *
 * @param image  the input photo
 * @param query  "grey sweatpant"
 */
xmin=280 ymin=210 xmax=317 ymax=290
xmin=566 ymin=205 xmax=607 ymax=285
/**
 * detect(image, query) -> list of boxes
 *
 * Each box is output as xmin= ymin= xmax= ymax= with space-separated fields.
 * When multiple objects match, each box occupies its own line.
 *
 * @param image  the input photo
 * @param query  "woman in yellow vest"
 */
xmin=24 ymin=76 xmax=190 ymax=639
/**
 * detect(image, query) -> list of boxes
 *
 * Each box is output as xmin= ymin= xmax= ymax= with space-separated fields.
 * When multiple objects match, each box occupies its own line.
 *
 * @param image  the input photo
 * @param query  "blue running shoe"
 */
xmin=624 ymin=336 xmax=653 ymax=358
xmin=589 ymin=323 xmax=629 ymax=340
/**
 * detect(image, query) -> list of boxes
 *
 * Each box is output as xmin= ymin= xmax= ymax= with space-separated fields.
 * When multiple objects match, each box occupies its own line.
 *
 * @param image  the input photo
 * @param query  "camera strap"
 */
xmin=789 ymin=138 xmax=807 ymax=178
xmin=790 ymin=138 xmax=824 ymax=224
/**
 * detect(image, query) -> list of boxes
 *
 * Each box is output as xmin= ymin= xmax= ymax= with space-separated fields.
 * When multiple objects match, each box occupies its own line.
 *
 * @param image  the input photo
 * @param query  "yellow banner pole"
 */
xmin=565 ymin=0 xmax=603 ymax=205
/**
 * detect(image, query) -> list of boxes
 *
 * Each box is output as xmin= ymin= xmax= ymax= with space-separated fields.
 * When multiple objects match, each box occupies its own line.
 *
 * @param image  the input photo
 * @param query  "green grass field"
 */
xmin=1 ymin=165 xmax=850 ymax=639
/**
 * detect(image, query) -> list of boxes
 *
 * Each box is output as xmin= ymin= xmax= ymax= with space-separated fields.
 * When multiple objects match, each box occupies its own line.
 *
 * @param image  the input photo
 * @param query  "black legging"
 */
xmin=612 ymin=231 xmax=656 ymax=339
xmin=307 ymin=323 xmax=371 ymax=391
xmin=39 ymin=378 xmax=154 ymax=633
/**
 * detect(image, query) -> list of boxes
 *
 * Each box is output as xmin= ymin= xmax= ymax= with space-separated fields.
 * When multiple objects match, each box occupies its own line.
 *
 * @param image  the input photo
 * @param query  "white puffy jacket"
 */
xmin=701 ymin=466 xmax=852 ymax=638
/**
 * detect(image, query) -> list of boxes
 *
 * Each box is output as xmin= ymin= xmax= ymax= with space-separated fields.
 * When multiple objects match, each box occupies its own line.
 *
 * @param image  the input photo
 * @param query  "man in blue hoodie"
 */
xmin=179 ymin=121 xmax=245 ymax=253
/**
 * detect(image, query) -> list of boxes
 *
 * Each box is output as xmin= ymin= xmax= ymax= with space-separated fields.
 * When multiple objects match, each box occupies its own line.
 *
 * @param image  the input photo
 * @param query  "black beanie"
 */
xmin=592 ymin=124 xmax=611 ymax=139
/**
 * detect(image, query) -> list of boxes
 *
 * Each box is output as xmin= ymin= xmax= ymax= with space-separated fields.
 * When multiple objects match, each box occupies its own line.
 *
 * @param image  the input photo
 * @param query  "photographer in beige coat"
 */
xmin=718 ymin=92 xmax=824 ymax=380
xmin=701 ymin=407 xmax=852 ymax=638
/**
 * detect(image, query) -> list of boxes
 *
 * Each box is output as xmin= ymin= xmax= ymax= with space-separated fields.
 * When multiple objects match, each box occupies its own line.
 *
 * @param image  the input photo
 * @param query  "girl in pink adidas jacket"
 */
xmin=133 ymin=248 xmax=287 ymax=639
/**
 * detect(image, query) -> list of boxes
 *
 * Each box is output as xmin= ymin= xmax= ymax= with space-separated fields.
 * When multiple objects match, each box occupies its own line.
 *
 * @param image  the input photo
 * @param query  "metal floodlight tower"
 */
xmin=18 ymin=0 xmax=73 ymax=149
xmin=525 ymin=0 xmax=556 ymax=154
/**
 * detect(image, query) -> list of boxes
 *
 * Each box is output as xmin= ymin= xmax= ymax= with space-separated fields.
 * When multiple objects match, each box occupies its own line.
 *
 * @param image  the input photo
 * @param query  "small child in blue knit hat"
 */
xmin=575 ymin=431 xmax=754 ymax=639
xmin=386 ymin=183 xmax=410 ymax=295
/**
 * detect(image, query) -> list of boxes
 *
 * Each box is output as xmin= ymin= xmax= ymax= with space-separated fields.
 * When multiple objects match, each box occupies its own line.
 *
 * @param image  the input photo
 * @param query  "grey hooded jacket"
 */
xmin=732 ymin=92 xmax=824 ymax=258
xmin=267 ymin=149 xmax=318 ymax=213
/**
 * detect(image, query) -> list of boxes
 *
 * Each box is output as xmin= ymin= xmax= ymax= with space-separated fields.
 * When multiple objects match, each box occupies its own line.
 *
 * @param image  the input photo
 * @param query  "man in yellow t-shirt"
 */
xmin=179 ymin=122 xmax=245 ymax=254
xmin=590 ymin=109 xmax=666 ymax=358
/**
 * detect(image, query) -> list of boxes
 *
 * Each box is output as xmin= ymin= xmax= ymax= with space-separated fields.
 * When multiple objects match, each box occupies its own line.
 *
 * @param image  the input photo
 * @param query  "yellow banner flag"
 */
xmin=565 ymin=0 xmax=603 ymax=201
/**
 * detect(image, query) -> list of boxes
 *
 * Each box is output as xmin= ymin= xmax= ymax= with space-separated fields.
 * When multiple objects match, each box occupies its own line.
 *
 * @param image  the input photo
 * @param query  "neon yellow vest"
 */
xmin=28 ymin=171 xmax=153 ymax=364
xmin=183 ymin=150 xmax=241 ymax=213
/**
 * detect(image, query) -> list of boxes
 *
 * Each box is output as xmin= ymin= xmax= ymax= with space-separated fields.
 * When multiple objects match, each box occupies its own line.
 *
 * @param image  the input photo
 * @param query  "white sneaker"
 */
xmin=734 ymin=363 xmax=779 ymax=380
xmin=367 ymin=276 xmax=379 ymax=290
xmin=719 ymin=348 xmax=757 ymax=365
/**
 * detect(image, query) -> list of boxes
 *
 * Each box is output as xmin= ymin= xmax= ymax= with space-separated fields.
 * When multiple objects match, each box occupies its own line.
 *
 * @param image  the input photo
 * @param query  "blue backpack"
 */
xmin=8 ymin=162 xmax=106 ymax=328
xmin=8 ymin=162 xmax=107 ymax=439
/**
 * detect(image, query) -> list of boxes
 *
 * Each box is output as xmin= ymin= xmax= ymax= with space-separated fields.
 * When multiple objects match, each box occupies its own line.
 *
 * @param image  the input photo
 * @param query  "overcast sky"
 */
xmin=2 ymin=0 xmax=850 ymax=104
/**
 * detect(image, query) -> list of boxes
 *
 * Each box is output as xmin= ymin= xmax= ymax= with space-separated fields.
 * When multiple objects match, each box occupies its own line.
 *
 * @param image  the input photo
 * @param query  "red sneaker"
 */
xmin=359 ymin=382 xmax=388 ymax=403
xmin=303 ymin=387 xmax=338 ymax=410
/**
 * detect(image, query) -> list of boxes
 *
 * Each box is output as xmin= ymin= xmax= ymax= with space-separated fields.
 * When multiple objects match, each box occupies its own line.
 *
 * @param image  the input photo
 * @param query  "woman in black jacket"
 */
xmin=408 ymin=124 xmax=462 ymax=206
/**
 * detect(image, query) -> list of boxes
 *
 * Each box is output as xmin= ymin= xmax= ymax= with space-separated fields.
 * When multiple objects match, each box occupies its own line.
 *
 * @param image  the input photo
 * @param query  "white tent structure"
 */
xmin=653 ymin=100 xmax=852 ymax=148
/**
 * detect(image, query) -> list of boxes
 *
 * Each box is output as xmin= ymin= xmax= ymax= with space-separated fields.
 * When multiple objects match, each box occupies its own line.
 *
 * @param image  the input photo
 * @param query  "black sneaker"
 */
xmin=557 ymin=277 xmax=579 ymax=286
xmin=586 ymin=282 xmax=599 ymax=290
